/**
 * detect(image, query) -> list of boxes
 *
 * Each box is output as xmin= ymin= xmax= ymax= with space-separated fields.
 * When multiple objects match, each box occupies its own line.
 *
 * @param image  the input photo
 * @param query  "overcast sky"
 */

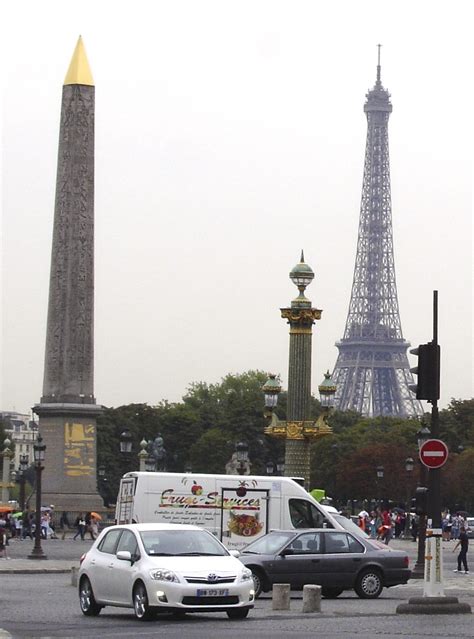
xmin=1 ymin=1 xmax=472 ymax=417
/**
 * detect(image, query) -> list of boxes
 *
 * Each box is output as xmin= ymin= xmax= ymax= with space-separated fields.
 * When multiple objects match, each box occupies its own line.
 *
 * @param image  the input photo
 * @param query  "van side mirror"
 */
xmin=116 ymin=550 xmax=132 ymax=562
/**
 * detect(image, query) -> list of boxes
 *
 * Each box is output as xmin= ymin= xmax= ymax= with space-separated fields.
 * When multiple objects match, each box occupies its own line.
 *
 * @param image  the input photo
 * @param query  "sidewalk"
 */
xmin=0 ymin=558 xmax=75 ymax=574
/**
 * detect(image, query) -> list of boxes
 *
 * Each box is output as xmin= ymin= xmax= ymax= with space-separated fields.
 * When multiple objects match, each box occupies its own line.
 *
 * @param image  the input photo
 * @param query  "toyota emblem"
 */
xmin=207 ymin=573 xmax=218 ymax=583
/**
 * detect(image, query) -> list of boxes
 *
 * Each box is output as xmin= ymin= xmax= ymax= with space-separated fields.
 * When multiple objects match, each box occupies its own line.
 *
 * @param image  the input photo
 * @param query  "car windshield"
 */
xmin=333 ymin=514 xmax=370 ymax=539
xmin=241 ymin=531 xmax=295 ymax=555
xmin=140 ymin=529 xmax=228 ymax=556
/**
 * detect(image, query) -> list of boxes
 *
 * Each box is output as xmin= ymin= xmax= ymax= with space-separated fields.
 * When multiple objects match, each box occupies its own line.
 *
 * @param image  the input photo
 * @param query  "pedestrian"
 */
xmin=14 ymin=515 xmax=23 ymax=540
xmin=84 ymin=512 xmax=96 ymax=540
xmin=73 ymin=514 xmax=86 ymax=540
xmin=452 ymin=526 xmax=469 ymax=574
xmin=381 ymin=506 xmax=393 ymax=545
xmin=451 ymin=513 xmax=462 ymax=540
xmin=90 ymin=516 xmax=99 ymax=540
xmin=0 ymin=521 xmax=8 ymax=559
xmin=60 ymin=511 xmax=71 ymax=539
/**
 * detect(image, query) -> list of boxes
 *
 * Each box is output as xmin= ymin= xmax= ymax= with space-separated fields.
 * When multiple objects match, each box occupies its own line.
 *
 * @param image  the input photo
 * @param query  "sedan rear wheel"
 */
xmin=355 ymin=568 xmax=383 ymax=599
xmin=133 ymin=582 xmax=155 ymax=620
xmin=79 ymin=577 xmax=102 ymax=616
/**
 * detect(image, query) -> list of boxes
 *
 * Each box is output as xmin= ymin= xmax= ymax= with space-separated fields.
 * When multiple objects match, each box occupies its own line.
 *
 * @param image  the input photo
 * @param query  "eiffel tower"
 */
xmin=332 ymin=47 xmax=422 ymax=417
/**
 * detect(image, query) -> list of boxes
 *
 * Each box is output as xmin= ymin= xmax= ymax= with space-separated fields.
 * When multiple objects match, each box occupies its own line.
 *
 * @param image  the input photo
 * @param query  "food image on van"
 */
xmin=227 ymin=512 xmax=264 ymax=537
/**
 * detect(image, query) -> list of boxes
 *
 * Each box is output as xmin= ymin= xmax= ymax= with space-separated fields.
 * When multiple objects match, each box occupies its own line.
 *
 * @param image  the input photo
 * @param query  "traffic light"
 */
xmin=415 ymin=486 xmax=428 ymax=516
xmin=409 ymin=342 xmax=440 ymax=401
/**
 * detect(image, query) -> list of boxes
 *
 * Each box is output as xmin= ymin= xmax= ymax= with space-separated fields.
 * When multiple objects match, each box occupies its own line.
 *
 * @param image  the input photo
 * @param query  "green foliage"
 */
xmin=96 ymin=376 xmax=473 ymax=512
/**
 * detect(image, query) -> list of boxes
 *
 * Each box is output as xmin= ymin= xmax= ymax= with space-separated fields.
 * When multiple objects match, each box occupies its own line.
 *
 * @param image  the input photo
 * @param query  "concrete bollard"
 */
xmin=71 ymin=566 xmax=78 ymax=587
xmin=302 ymin=585 xmax=321 ymax=613
xmin=272 ymin=583 xmax=291 ymax=610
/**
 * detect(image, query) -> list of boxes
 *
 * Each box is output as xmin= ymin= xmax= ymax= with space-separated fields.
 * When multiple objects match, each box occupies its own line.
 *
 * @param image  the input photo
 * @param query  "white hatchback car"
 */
xmin=78 ymin=523 xmax=254 ymax=620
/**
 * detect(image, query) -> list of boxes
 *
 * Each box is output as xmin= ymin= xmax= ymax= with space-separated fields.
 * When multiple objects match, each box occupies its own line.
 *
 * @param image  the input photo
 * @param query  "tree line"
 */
xmin=95 ymin=371 xmax=474 ymax=513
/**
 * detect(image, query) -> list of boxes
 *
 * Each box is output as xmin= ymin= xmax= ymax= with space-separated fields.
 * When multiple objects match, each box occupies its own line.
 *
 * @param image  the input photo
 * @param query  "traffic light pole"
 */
xmin=427 ymin=291 xmax=441 ymax=529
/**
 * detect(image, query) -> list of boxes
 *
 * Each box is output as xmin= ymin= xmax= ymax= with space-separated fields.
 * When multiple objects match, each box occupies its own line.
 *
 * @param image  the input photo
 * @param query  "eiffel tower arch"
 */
xmin=332 ymin=48 xmax=422 ymax=418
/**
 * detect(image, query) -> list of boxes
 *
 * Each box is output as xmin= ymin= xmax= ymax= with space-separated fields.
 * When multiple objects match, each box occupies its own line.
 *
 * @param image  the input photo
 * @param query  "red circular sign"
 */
xmin=419 ymin=439 xmax=449 ymax=469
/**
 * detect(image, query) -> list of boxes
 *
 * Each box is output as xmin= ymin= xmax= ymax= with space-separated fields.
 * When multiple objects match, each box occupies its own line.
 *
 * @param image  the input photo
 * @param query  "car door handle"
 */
xmin=311 ymin=559 xmax=320 ymax=563
xmin=352 ymin=558 xmax=362 ymax=562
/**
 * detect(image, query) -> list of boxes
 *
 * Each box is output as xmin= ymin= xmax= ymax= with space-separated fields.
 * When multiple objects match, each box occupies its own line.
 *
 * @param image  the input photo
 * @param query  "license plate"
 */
xmin=196 ymin=588 xmax=229 ymax=596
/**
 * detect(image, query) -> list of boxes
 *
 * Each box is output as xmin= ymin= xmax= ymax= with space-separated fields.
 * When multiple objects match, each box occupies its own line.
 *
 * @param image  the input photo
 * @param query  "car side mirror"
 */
xmin=229 ymin=549 xmax=240 ymax=558
xmin=116 ymin=550 xmax=132 ymax=562
xmin=280 ymin=547 xmax=294 ymax=556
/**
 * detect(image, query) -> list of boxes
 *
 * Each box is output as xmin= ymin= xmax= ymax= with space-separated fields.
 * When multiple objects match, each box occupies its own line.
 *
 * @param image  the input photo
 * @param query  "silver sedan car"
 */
xmin=78 ymin=523 xmax=254 ymax=620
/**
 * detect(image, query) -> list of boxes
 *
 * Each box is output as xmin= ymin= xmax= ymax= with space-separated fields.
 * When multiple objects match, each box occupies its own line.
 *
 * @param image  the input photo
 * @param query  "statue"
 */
xmin=151 ymin=434 xmax=167 ymax=471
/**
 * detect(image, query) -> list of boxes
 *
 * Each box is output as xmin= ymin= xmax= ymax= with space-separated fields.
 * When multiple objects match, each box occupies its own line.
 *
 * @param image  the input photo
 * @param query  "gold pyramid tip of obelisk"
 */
xmin=64 ymin=36 xmax=94 ymax=86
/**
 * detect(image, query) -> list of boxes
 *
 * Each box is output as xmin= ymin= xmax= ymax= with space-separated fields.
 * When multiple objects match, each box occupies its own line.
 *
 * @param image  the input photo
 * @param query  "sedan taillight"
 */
xmin=404 ymin=556 xmax=409 ymax=567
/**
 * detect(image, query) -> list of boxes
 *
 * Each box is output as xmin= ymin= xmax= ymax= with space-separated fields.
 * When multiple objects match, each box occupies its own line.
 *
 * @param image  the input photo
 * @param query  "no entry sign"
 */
xmin=419 ymin=439 xmax=449 ymax=469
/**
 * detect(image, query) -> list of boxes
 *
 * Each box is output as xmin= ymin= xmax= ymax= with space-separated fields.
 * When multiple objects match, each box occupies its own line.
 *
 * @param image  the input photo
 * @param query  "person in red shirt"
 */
xmin=381 ymin=507 xmax=393 ymax=545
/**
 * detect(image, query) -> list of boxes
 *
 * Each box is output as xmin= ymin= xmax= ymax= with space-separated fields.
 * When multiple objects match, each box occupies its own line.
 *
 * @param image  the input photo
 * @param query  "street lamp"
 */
xmin=235 ymin=442 xmax=249 ymax=475
xmin=18 ymin=454 xmax=29 ymax=512
xmin=28 ymin=433 xmax=47 ymax=560
xmin=376 ymin=465 xmax=384 ymax=506
xmin=119 ymin=429 xmax=133 ymax=454
xmin=97 ymin=465 xmax=109 ymax=508
xmin=265 ymin=460 xmax=274 ymax=476
xmin=262 ymin=375 xmax=282 ymax=411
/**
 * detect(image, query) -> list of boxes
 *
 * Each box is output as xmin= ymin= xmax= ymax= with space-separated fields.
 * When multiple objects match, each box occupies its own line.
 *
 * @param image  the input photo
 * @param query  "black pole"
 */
xmin=428 ymin=290 xmax=441 ymax=529
xmin=28 ymin=464 xmax=47 ymax=559
xmin=412 ymin=461 xmax=428 ymax=578
xmin=19 ymin=474 xmax=26 ymax=512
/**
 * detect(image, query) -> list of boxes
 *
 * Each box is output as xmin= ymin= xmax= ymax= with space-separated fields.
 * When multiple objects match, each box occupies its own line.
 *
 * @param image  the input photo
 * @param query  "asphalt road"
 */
xmin=0 ymin=537 xmax=472 ymax=638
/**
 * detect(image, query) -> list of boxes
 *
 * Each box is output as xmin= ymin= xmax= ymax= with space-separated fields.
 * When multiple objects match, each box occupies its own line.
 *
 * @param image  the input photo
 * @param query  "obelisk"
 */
xmin=34 ymin=37 xmax=103 ymax=510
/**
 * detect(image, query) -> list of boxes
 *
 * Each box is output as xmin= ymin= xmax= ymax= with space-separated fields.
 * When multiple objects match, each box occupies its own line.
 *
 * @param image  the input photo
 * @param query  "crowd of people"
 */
xmin=0 ymin=508 xmax=102 ymax=557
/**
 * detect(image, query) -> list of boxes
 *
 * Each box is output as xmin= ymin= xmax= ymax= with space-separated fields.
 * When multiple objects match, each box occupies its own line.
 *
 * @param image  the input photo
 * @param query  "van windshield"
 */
xmin=140 ymin=530 xmax=228 ymax=556
xmin=289 ymin=499 xmax=334 ymax=529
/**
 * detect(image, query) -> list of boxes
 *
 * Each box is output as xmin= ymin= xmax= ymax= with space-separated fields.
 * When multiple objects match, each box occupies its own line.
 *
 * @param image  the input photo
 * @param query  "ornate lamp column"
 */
xmin=282 ymin=252 xmax=321 ymax=486
xmin=264 ymin=252 xmax=330 ymax=489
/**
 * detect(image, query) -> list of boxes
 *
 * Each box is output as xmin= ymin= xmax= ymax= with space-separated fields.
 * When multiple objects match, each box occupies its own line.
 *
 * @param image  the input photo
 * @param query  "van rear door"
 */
xmin=220 ymin=487 xmax=269 ymax=550
xmin=116 ymin=476 xmax=137 ymax=524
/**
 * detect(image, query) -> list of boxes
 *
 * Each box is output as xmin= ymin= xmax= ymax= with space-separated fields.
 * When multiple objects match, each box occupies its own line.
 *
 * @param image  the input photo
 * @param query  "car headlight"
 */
xmin=149 ymin=569 xmax=179 ymax=582
xmin=240 ymin=568 xmax=253 ymax=582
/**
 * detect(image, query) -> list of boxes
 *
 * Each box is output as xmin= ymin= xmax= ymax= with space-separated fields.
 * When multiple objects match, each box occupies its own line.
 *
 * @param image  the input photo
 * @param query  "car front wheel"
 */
xmin=133 ymin=582 xmax=155 ymax=620
xmin=79 ymin=576 xmax=102 ymax=616
xmin=226 ymin=607 xmax=250 ymax=619
xmin=355 ymin=568 xmax=383 ymax=599
xmin=250 ymin=567 xmax=265 ymax=598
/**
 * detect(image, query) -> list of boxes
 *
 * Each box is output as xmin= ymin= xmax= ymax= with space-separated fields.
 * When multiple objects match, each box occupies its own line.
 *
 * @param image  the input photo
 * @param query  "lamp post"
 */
xmin=120 ymin=428 xmax=133 ymax=473
xmin=18 ymin=454 xmax=29 ymax=512
xmin=28 ymin=433 xmax=47 ymax=559
xmin=235 ymin=442 xmax=249 ymax=475
xmin=266 ymin=458 xmax=285 ymax=476
xmin=376 ymin=465 xmax=384 ymax=507
xmin=97 ymin=465 xmax=109 ymax=508
xmin=412 ymin=425 xmax=431 ymax=578
xmin=262 ymin=253 xmax=332 ymax=489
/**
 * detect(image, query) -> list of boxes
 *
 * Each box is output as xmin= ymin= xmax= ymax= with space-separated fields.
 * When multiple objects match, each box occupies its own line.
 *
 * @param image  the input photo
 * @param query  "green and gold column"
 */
xmin=281 ymin=252 xmax=321 ymax=486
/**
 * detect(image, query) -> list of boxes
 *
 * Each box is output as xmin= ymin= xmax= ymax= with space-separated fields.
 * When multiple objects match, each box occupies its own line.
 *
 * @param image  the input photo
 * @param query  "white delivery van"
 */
xmin=115 ymin=472 xmax=344 ymax=550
